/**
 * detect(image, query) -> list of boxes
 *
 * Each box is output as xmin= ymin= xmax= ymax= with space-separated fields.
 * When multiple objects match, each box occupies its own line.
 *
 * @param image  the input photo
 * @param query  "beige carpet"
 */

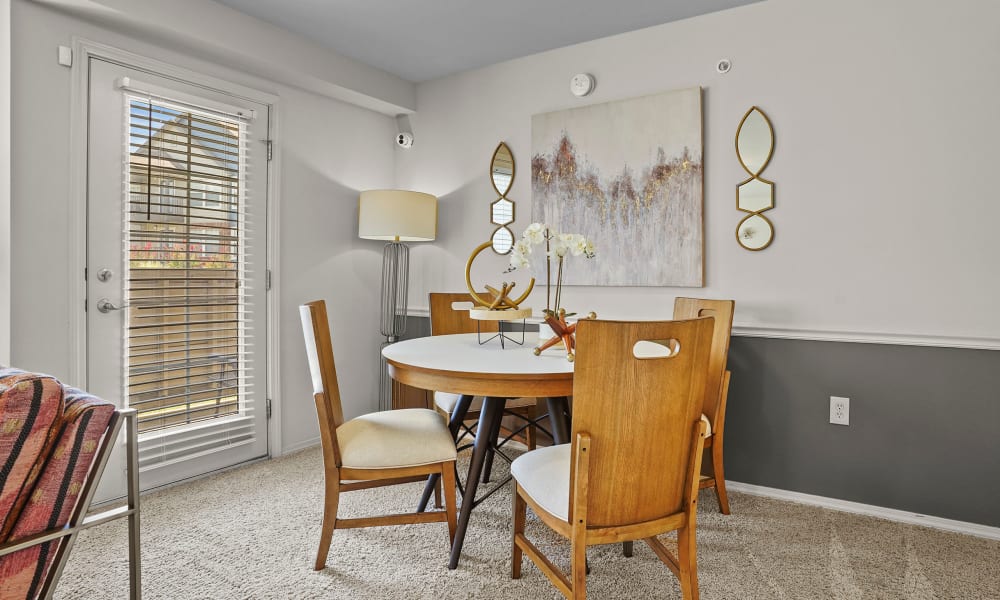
xmin=54 ymin=447 xmax=999 ymax=599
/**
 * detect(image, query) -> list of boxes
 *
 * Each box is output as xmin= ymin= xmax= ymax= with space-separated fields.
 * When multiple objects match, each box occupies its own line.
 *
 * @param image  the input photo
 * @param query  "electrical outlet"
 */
xmin=830 ymin=396 xmax=850 ymax=426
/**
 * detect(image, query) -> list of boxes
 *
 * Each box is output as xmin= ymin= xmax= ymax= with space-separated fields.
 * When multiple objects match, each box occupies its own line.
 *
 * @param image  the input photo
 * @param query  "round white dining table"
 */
xmin=382 ymin=333 xmax=574 ymax=569
xmin=382 ymin=332 xmax=574 ymax=398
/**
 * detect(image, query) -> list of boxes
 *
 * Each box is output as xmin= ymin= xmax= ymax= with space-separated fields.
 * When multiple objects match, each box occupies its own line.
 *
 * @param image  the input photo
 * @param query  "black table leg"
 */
xmin=480 ymin=404 xmax=505 ymax=483
xmin=448 ymin=396 xmax=505 ymax=570
xmin=417 ymin=394 xmax=474 ymax=513
xmin=545 ymin=396 xmax=571 ymax=445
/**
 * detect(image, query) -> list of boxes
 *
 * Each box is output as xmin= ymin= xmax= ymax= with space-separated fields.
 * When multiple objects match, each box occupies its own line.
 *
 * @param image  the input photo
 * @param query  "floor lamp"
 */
xmin=358 ymin=189 xmax=438 ymax=411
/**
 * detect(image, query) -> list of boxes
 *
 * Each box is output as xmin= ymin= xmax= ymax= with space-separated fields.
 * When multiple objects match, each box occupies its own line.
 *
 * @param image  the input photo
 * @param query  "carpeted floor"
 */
xmin=55 ymin=447 xmax=1000 ymax=599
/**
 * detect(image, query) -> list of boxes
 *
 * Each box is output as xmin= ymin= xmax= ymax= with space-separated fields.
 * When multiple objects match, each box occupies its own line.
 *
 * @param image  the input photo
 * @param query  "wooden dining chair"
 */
xmin=300 ymin=300 xmax=458 ymax=571
xmin=511 ymin=317 xmax=714 ymax=599
xmin=674 ymin=297 xmax=735 ymax=514
xmin=429 ymin=292 xmax=545 ymax=455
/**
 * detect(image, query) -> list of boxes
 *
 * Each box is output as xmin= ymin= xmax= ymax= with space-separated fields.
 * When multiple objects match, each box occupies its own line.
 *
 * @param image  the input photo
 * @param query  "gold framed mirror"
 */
xmin=489 ymin=142 xmax=516 ymax=254
xmin=735 ymin=106 xmax=775 ymax=251
xmin=490 ymin=142 xmax=514 ymax=196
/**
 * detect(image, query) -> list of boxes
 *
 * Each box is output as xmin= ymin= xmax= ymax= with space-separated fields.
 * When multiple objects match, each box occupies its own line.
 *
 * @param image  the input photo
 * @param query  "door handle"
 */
xmin=96 ymin=298 xmax=128 ymax=313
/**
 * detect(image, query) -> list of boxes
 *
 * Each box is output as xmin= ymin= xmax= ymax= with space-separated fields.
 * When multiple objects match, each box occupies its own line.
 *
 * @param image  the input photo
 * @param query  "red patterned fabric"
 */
xmin=0 ymin=369 xmax=65 ymax=542
xmin=0 ymin=377 xmax=115 ymax=600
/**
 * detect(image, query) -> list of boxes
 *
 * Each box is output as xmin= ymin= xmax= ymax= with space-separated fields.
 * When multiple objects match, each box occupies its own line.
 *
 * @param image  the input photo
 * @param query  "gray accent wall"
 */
xmin=726 ymin=336 xmax=1000 ymax=528
xmin=406 ymin=315 xmax=1000 ymax=528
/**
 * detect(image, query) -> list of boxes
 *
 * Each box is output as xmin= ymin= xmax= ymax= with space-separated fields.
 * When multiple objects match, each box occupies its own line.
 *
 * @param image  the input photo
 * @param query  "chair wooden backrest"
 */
xmin=428 ymin=292 xmax=498 ymax=335
xmin=300 ymin=300 xmax=345 ymax=466
xmin=570 ymin=317 xmax=714 ymax=528
xmin=673 ymin=298 xmax=734 ymax=426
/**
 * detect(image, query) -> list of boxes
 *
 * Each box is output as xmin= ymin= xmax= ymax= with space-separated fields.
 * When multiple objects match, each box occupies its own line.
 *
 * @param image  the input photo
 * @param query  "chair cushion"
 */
xmin=433 ymin=392 xmax=537 ymax=414
xmin=511 ymin=444 xmax=571 ymax=522
xmin=511 ymin=413 xmax=713 ymax=523
xmin=434 ymin=392 xmax=478 ymax=413
xmin=0 ymin=369 xmax=65 ymax=542
xmin=702 ymin=414 xmax=712 ymax=438
xmin=337 ymin=408 xmax=457 ymax=469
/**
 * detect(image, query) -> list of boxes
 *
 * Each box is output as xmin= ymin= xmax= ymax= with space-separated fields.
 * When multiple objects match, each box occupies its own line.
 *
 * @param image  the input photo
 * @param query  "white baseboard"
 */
xmin=277 ymin=436 xmax=320 ymax=457
xmin=726 ymin=481 xmax=1000 ymax=541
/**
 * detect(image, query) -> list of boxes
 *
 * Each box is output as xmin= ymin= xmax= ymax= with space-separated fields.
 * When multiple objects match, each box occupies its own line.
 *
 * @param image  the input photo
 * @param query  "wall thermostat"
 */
xmin=716 ymin=59 xmax=732 ymax=74
xmin=570 ymin=73 xmax=595 ymax=97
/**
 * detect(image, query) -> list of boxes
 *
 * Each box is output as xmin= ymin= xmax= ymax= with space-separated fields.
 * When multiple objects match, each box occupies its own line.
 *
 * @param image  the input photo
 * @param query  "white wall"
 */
xmin=10 ymin=0 xmax=394 ymax=453
xmin=31 ymin=0 xmax=415 ymax=115
xmin=0 ymin=0 xmax=10 ymax=365
xmin=397 ymin=0 xmax=1000 ymax=344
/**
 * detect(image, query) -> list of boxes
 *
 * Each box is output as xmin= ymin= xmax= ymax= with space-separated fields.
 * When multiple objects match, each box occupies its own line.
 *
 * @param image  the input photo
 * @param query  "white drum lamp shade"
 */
xmin=358 ymin=190 xmax=437 ymax=242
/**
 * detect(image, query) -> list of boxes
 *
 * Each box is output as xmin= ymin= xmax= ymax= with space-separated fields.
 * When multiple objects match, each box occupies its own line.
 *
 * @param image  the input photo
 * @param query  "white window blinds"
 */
xmin=124 ymin=94 xmax=258 ymax=469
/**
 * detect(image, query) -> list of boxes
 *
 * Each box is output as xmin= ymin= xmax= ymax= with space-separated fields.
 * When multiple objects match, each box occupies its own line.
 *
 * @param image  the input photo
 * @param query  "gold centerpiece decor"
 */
xmin=464 ymin=241 xmax=534 ymax=320
xmin=507 ymin=223 xmax=596 ymax=361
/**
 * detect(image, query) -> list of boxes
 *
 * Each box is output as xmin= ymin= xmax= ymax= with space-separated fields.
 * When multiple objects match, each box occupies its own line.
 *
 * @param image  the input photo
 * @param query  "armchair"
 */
xmin=0 ymin=368 xmax=140 ymax=600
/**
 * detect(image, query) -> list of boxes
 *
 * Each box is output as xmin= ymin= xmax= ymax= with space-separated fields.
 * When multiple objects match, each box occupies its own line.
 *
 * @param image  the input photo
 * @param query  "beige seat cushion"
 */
xmin=511 ymin=444 xmax=571 ymax=522
xmin=337 ymin=408 xmax=457 ymax=469
xmin=511 ymin=414 xmax=713 ymax=522
xmin=433 ymin=392 xmax=538 ymax=414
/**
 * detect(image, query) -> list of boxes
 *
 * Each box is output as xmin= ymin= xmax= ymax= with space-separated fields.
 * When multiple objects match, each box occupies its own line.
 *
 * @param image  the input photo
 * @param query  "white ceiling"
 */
xmin=213 ymin=0 xmax=762 ymax=83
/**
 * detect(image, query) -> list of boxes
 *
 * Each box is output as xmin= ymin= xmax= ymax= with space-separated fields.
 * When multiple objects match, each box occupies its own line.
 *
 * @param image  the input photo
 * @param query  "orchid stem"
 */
xmin=545 ymin=229 xmax=551 ymax=313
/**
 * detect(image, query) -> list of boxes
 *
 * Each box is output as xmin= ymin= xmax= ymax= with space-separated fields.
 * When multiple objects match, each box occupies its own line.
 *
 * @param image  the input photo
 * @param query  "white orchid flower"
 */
xmin=522 ymin=222 xmax=547 ymax=245
xmin=549 ymin=237 xmax=570 ymax=258
xmin=564 ymin=234 xmax=590 ymax=257
xmin=508 ymin=250 xmax=530 ymax=270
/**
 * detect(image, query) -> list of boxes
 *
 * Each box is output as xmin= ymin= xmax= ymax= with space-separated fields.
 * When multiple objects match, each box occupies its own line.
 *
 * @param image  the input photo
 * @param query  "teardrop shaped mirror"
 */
xmin=736 ymin=107 xmax=774 ymax=176
xmin=490 ymin=142 xmax=514 ymax=197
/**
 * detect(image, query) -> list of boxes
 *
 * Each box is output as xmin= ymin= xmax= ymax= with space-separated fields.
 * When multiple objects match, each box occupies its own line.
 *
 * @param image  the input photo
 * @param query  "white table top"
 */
xmin=382 ymin=333 xmax=574 ymax=377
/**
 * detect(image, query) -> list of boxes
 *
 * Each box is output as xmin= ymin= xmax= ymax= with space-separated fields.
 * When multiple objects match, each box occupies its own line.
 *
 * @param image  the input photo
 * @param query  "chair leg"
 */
xmin=434 ymin=474 xmax=444 ymax=509
xmin=511 ymin=484 xmax=526 ymax=579
xmin=571 ymin=535 xmax=587 ymax=599
xmin=314 ymin=476 xmax=340 ymax=571
xmin=676 ymin=525 xmax=699 ymax=600
xmin=712 ymin=443 xmax=730 ymax=515
xmin=622 ymin=541 xmax=633 ymax=557
xmin=441 ymin=462 xmax=458 ymax=546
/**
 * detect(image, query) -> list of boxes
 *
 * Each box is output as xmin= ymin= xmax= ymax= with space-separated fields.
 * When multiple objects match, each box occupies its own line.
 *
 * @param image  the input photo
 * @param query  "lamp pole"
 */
xmin=378 ymin=238 xmax=408 ymax=411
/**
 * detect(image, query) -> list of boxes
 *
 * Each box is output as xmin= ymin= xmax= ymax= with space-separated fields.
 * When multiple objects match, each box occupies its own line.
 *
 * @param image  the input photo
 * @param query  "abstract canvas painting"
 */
xmin=531 ymin=87 xmax=703 ymax=286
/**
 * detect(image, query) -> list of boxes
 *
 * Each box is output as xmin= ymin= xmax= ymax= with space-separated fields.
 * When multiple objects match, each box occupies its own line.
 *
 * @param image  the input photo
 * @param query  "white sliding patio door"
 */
xmin=86 ymin=58 xmax=270 ymax=501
